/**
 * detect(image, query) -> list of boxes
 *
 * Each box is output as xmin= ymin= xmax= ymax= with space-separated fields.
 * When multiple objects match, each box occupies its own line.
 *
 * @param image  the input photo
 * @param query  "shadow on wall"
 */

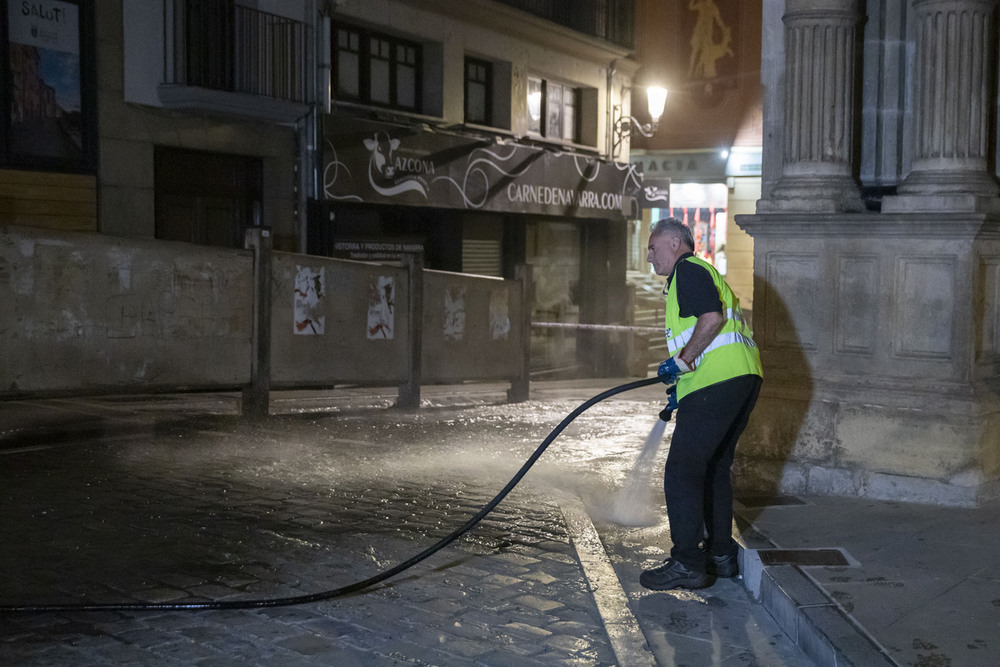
xmin=733 ymin=277 xmax=815 ymax=505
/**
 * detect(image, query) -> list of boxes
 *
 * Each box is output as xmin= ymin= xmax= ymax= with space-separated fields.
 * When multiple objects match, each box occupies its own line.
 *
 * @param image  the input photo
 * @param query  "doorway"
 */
xmin=154 ymin=147 xmax=262 ymax=248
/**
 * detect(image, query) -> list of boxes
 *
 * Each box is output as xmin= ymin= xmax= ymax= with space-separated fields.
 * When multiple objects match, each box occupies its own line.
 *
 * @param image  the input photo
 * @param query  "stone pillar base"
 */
xmin=885 ymin=166 xmax=1000 ymax=213
xmin=735 ymin=389 xmax=1000 ymax=507
xmin=758 ymin=175 xmax=864 ymax=214
xmin=882 ymin=194 xmax=1000 ymax=214
xmin=736 ymin=211 xmax=1000 ymax=506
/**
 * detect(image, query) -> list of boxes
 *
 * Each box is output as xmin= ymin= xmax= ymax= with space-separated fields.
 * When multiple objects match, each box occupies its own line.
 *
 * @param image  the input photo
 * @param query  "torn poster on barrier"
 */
xmin=490 ymin=289 xmax=510 ymax=340
xmin=444 ymin=285 xmax=467 ymax=341
xmin=367 ymin=276 xmax=394 ymax=339
xmin=294 ymin=266 xmax=325 ymax=334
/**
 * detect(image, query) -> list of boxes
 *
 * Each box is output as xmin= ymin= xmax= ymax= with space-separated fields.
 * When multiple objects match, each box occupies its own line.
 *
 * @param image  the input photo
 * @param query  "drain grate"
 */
xmin=736 ymin=495 xmax=809 ymax=508
xmin=757 ymin=548 xmax=849 ymax=567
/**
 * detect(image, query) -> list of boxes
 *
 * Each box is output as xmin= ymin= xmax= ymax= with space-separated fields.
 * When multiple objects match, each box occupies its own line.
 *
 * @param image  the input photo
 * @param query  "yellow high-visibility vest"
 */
xmin=664 ymin=255 xmax=762 ymax=401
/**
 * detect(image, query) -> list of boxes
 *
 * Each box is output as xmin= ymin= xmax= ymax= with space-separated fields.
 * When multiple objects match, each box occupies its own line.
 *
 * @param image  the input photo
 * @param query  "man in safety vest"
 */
xmin=640 ymin=217 xmax=763 ymax=590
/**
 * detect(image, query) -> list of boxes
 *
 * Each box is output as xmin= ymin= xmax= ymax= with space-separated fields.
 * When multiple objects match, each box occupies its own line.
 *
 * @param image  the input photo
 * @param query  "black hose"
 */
xmin=0 ymin=376 xmax=662 ymax=613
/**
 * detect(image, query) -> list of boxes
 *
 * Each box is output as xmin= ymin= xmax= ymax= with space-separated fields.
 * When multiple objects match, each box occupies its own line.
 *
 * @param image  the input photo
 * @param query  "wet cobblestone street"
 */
xmin=1 ymin=384 xmax=813 ymax=665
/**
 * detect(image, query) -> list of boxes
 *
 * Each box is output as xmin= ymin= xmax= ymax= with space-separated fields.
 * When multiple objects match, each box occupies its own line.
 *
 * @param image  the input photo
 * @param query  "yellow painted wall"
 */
xmin=726 ymin=176 xmax=759 ymax=313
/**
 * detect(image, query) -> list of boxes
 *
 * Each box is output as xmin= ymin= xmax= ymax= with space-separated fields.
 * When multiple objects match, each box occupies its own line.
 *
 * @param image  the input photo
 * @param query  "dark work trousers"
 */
xmin=664 ymin=374 xmax=762 ymax=572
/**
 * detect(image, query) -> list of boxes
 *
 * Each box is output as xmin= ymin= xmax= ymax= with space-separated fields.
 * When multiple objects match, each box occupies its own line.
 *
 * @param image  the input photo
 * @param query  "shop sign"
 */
xmin=631 ymin=151 xmax=727 ymax=182
xmin=632 ymin=148 xmax=763 ymax=181
xmin=638 ymin=176 xmax=670 ymax=209
xmin=331 ymin=238 xmax=424 ymax=263
xmin=323 ymin=117 xmax=641 ymax=220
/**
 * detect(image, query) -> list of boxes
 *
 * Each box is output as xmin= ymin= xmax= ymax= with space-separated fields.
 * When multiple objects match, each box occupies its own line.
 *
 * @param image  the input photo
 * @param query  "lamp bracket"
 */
xmin=611 ymin=104 xmax=657 ymax=159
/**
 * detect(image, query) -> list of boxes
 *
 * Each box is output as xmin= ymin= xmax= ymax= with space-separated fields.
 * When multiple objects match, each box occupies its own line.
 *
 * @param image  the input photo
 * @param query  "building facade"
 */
xmin=312 ymin=0 xmax=642 ymax=376
xmin=739 ymin=0 xmax=1000 ymax=506
xmin=628 ymin=0 xmax=763 ymax=314
xmin=0 ymin=0 xmax=647 ymax=378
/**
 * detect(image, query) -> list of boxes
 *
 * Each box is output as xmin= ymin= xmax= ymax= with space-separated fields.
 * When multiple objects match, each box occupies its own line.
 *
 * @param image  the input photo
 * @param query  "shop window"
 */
xmin=334 ymin=23 xmax=421 ymax=112
xmin=527 ymin=76 xmax=579 ymax=143
xmin=0 ymin=0 xmax=97 ymax=172
xmin=656 ymin=182 xmax=730 ymax=273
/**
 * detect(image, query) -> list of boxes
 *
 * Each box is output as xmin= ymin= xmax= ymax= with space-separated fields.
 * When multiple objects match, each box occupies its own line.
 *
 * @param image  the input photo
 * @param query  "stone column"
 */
xmin=759 ymin=0 xmax=864 ymax=213
xmin=884 ymin=0 xmax=1000 ymax=212
xmin=739 ymin=0 xmax=1000 ymax=508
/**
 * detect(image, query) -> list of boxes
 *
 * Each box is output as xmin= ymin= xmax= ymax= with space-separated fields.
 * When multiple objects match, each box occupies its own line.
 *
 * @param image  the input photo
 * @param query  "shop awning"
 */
xmin=322 ymin=116 xmax=642 ymax=220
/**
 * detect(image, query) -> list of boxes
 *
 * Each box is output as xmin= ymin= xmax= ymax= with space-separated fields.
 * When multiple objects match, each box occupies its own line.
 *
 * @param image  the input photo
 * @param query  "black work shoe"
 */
xmin=706 ymin=553 xmax=739 ymax=578
xmin=639 ymin=558 xmax=710 ymax=591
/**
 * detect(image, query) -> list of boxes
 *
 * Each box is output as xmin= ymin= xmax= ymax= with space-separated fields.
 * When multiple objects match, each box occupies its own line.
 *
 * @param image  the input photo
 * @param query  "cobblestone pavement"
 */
xmin=1 ymin=384 xmax=814 ymax=665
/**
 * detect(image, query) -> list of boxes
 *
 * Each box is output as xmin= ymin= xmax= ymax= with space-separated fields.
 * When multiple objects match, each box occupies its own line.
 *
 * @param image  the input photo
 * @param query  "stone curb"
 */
xmin=558 ymin=494 xmax=657 ymax=667
xmin=736 ymin=525 xmax=899 ymax=667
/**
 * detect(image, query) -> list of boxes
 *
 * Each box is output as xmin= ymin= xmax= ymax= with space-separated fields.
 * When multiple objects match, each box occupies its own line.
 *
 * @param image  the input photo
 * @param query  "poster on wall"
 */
xmin=367 ymin=276 xmax=395 ymax=340
xmin=444 ymin=286 xmax=466 ymax=342
xmin=293 ymin=266 xmax=325 ymax=335
xmin=489 ymin=289 xmax=510 ymax=341
xmin=7 ymin=0 xmax=85 ymax=164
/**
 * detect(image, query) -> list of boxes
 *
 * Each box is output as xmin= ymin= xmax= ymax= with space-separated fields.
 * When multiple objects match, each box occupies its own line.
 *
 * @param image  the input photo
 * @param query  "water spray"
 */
xmin=0 ymin=376 xmax=665 ymax=613
xmin=611 ymin=383 xmax=676 ymax=525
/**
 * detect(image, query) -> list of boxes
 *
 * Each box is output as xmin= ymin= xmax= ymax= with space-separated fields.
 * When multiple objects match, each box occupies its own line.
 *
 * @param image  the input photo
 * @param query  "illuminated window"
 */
xmin=527 ymin=76 xmax=578 ymax=142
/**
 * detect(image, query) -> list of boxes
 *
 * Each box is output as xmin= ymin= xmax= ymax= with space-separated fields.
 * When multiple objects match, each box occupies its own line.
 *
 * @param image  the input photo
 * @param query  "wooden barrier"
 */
xmin=0 ymin=170 xmax=97 ymax=232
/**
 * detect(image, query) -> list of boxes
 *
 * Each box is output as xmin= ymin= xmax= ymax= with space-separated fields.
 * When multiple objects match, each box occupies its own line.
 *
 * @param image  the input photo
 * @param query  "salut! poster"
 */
xmin=7 ymin=1 xmax=84 ymax=163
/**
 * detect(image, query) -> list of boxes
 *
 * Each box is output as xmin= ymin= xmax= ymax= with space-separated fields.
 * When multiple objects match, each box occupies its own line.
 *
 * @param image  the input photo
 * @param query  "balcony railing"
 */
xmin=165 ymin=0 xmax=306 ymax=103
xmin=495 ymin=0 xmax=635 ymax=49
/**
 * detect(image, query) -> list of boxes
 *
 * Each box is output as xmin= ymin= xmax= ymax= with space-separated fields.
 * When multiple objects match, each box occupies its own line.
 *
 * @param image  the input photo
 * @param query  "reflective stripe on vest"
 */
xmin=667 ymin=330 xmax=759 ymax=366
xmin=666 ymin=308 xmax=751 ymax=356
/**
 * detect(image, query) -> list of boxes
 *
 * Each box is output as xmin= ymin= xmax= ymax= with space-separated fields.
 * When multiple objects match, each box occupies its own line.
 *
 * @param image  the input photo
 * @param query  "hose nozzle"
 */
xmin=660 ymin=383 xmax=677 ymax=422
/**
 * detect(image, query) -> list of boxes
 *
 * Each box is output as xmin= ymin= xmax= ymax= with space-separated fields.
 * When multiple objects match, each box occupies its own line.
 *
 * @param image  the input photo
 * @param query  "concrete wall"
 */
xmin=1 ymin=226 xmax=529 ymax=401
xmin=269 ymin=253 xmax=410 ymax=387
xmin=422 ymin=270 xmax=524 ymax=383
xmin=0 ymin=225 xmax=254 ymax=394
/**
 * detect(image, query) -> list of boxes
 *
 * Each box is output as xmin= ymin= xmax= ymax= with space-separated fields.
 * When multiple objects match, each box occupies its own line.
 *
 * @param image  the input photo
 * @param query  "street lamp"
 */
xmin=611 ymin=85 xmax=668 ymax=158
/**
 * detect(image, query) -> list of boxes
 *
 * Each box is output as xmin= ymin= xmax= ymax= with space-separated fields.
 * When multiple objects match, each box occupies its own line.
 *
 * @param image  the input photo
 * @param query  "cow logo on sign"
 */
xmin=363 ymin=131 xmax=430 ymax=198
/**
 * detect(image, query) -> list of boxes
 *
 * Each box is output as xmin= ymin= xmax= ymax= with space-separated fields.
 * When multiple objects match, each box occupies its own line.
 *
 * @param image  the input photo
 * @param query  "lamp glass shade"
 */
xmin=646 ymin=86 xmax=668 ymax=123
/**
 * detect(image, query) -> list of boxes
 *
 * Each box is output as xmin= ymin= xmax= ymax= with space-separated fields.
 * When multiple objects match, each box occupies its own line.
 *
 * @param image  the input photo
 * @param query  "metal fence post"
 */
xmin=398 ymin=252 xmax=424 ymax=409
xmin=243 ymin=227 xmax=272 ymax=418
xmin=507 ymin=263 xmax=532 ymax=403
